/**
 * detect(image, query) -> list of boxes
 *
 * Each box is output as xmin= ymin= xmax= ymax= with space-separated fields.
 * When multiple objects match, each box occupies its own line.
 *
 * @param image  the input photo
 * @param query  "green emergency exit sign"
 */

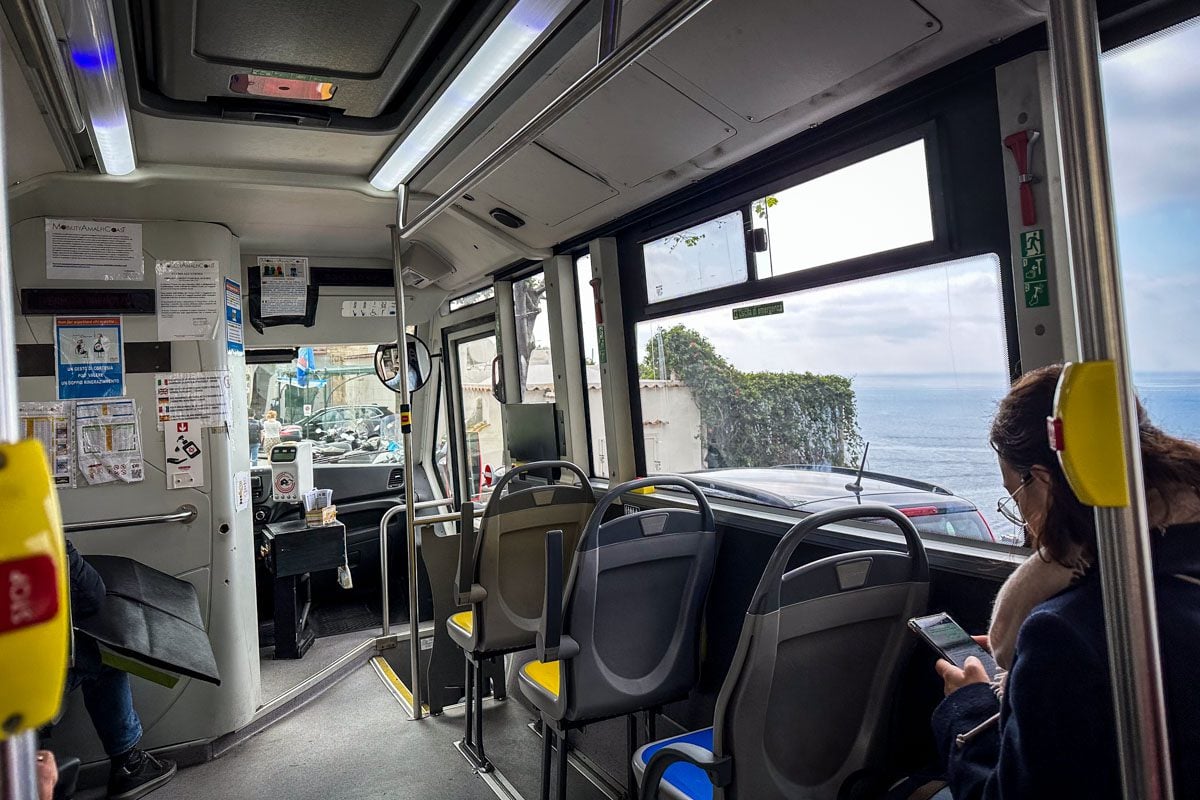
xmin=1020 ymin=229 xmax=1050 ymax=308
xmin=732 ymin=301 xmax=784 ymax=321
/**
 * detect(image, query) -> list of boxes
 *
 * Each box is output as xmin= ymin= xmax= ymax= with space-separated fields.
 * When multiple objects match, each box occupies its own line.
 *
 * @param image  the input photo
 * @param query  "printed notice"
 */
xmin=258 ymin=256 xmax=308 ymax=316
xmin=157 ymin=261 xmax=221 ymax=340
xmin=46 ymin=219 xmax=143 ymax=281
xmin=154 ymin=371 xmax=232 ymax=429
xmin=165 ymin=420 xmax=205 ymax=489
xmin=234 ymin=470 xmax=252 ymax=511
xmin=225 ymin=278 xmax=244 ymax=353
xmin=20 ymin=401 xmax=75 ymax=487
xmin=55 ymin=316 xmax=124 ymax=399
xmin=76 ymin=398 xmax=144 ymax=485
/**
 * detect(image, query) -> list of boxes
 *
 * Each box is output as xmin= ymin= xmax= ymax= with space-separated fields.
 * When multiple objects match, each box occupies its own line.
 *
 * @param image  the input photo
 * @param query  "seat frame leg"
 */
xmin=459 ymin=655 xmax=494 ymax=772
xmin=626 ymin=714 xmax=639 ymax=800
xmin=554 ymin=727 xmax=569 ymax=800
xmin=540 ymin=724 xmax=553 ymax=800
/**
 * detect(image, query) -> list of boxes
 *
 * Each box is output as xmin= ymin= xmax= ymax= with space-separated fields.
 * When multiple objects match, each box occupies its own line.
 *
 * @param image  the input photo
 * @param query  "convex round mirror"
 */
xmin=375 ymin=334 xmax=432 ymax=393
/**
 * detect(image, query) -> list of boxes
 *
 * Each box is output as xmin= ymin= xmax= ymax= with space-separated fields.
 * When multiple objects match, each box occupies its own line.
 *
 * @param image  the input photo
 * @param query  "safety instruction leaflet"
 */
xmin=45 ymin=219 xmax=143 ymax=281
xmin=55 ymin=316 xmax=124 ymax=399
xmin=164 ymin=420 xmax=205 ymax=489
xmin=154 ymin=371 xmax=232 ymax=429
xmin=224 ymin=278 xmax=244 ymax=353
xmin=76 ymin=398 xmax=144 ymax=485
xmin=156 ymin=260 xmax=221 ymax=341
xmin=258 ymin=256 xmax=308 ymax=316
xmin=19 ymin=401 xmax=75 ymax=487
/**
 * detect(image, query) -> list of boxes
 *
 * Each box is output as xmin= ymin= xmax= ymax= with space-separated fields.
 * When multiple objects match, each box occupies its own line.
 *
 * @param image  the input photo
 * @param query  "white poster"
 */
xmin=76 ymin=398 xmax=145 ymax=485
xmin=258 ymin=256 xmax=308 ymax=317
xmin=154 ymin=371 xmax=232 ymax=429
xmin=20 ymin=401 xmax=75 ymax=487
xmin=156 ymin=261 xmax=221 ymax=340
xmin=234 ymin=470 xmax=252 ymax=511
xmin=165 ymin=420 xmax=205 ymax=489
xmin=45 ymin=219 xmax=143 ymax=281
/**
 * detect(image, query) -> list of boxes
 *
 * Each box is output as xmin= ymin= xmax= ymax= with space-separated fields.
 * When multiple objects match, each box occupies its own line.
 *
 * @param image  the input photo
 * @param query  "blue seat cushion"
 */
xmin=638 ymin=727 xmax=715 ymax=800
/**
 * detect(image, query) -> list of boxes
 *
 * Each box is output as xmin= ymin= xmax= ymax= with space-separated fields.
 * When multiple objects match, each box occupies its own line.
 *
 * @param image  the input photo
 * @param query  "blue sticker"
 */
xmin=55 ymin=316 xmax=124 ymax=399
xmin=225 ymin=278 xmax=244 ymax=353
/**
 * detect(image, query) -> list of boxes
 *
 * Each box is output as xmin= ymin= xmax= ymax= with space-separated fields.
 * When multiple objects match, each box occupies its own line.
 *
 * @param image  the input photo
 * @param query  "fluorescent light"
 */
xmin=370 ymin=0 xmax=574 ymax=191
xmin=62 ymin=0 xmax=137 ymax=176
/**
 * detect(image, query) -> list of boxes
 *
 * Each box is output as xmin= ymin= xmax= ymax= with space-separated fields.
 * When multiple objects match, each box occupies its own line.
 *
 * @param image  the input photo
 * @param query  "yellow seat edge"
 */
xmin=520 ymin=659 xmax=561 ymax=699
xmin=449 ymin=610 xmax=474 ymax=635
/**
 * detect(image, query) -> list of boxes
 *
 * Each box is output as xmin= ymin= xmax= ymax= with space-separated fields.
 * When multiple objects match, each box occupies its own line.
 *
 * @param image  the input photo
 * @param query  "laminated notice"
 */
xmin=156 ymin=260 xmax=221 ymax=341
xmin=20 ymin=401 xmax=75 ymax=487
xmin=154 ymin=371 xmax=232 ymax=429
xmin=46 ymin=219 xmax=143 ymax=281
xmin=76 ymin=399 xmax=145 ymax=485
xmin=55 ymin=316 xmax=124 ymax=399
xmin=258 ymin=256 xmax=308 ymax=316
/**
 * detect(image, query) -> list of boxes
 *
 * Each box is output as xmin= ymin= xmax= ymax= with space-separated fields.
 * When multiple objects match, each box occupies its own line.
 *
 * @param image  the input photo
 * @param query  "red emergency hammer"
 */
xmin=1003 ymin=129 xmax=1041 ymax=227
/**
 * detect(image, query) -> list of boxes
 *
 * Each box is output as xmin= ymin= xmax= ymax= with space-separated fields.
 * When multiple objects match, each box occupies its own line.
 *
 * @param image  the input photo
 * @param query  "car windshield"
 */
xmin=247 ymin=345 xmax=403 ymax=466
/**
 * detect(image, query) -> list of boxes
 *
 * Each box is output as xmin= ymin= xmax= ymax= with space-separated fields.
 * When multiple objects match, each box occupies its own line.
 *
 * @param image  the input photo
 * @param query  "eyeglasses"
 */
xmin=996 ymin=476 xmax=1031 ymax=528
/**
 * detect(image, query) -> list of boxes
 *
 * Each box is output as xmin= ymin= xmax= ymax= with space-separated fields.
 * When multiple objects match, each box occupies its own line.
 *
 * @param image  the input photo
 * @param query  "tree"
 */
xmin=513 ymin=276 xmax=546 ymax=390
xmin=643 ymin=324 xmax=861 ymax=468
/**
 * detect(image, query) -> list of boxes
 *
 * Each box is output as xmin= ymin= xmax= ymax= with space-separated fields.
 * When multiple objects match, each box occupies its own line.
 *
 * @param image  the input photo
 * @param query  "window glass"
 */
xmin=513 ymin=271 xmax=555 ymax=403
xmin=449 ymin=285 xmax=495 ymax=312
xmin=434 ymin=378 xmax=453 ymax=496
xmin=643 ymin=210 xmax=748 ymax=304
xmin=575 ymin=254 xmax=608 ymax=477
xmin=1104 ymin=24 xmax=1200 ymax=443
xmin=633 ymin=255 xmax=1015 ymax=544
xmin=753 ymin=139 xmax=934 ymax=278
xmin=456 ymin=335 xmax=506 ymax=500
xmin=245 ymin=345 xmax=402 ymax=466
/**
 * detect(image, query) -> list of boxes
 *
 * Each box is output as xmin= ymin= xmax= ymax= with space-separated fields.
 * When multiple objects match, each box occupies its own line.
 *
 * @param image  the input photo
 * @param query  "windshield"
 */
xmin=246 ymin=345 xmax=403 ymax=466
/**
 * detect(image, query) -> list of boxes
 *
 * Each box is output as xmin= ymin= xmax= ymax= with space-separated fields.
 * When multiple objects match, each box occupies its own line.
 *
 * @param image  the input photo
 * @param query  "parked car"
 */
xmin=685 ymin=464 xmax=996 ymax=542
xmin=280 ymin=404 xmax=391 ymax=442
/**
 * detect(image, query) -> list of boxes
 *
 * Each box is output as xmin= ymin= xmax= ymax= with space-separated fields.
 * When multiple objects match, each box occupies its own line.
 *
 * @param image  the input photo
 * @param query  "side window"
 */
xmin=575 ymin=254 xmax=608 ymax=477
xmin=513 ymin=271 xmax=555 ymax=403
xmin=642 ymin=209 xmax=748 ymax=304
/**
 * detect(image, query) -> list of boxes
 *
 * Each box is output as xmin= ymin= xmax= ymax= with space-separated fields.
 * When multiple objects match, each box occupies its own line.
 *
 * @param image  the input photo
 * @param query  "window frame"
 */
xmin=571 ymin=251 xmax=605 ymax=477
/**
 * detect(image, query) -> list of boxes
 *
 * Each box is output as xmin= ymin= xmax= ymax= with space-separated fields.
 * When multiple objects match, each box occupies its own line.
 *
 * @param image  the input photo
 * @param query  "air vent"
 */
xmin=387 ymin=469 xmax=404 ymax=489
xmin=400 ymin=243 xmax=455 ymax=288
xmin=489 ymin=207 xmax=525 ymax=229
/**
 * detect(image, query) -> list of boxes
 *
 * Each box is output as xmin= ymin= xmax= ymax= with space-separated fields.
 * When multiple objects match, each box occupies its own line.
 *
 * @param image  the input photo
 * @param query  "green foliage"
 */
xmin=753 ymin=195 xmax=779 ymax=219
xmin=643 ymin=324 xmax=862 ymax=468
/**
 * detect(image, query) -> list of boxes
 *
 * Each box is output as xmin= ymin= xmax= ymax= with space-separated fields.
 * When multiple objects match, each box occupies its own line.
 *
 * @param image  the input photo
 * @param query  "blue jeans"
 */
xmin=67 ymin=637 xmax=142 ymax=757
xmin=249 ymin=443 xmax=260 ymax=465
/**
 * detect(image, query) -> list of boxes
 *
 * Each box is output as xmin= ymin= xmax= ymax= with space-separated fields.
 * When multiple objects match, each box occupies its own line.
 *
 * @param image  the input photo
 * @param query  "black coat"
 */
xmin=66 ymin=539 xmax=105 ymax=620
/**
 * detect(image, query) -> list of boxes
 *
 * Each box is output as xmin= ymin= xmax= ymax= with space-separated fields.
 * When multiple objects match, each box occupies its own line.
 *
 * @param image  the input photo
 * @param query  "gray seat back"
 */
xmin=472 ymin=461 xmax=595 ymax=653
xmin=563 ymin=477 xmax=719 ymax=723
xmin=713 ymin=505 xmax=929 ymax=800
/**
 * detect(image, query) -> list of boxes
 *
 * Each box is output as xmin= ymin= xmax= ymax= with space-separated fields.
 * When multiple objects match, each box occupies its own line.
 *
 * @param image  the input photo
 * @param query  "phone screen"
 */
xmin=910 ymin=613 xmax=1000 ymax=678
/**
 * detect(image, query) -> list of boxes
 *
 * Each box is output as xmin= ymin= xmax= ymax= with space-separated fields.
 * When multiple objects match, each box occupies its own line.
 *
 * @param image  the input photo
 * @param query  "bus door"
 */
xmin=445 ymin=324 xmax=507 ymax=503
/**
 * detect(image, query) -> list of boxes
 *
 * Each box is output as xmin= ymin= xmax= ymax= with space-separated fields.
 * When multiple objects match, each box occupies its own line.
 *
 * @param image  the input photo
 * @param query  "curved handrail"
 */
xmin=584 ymin=476 xmax=716 ymax=544
xmin=482 ymin=460 xmax=594 ymax=516
xmin=63 ymin=504 xmax=198 ymax=533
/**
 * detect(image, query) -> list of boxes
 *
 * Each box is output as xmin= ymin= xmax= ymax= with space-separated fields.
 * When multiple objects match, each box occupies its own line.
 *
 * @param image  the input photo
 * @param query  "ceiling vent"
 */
xmin=489 ymin=207 xmax=525 ymax=229
xmin=401 ymin=243 xmax=455 ymax=288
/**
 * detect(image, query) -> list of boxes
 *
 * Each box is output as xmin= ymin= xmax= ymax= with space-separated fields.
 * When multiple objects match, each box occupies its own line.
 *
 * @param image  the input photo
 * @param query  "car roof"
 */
xmin=689 ymin=467 xmax=976 ymax=511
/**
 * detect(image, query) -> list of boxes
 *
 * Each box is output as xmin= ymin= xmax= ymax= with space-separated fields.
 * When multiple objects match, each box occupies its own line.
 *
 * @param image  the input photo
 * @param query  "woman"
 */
xmin=261 ymin=409 xmax=283 ymax=455
xmin=931 ymin=364 xmax=1200 ymax=798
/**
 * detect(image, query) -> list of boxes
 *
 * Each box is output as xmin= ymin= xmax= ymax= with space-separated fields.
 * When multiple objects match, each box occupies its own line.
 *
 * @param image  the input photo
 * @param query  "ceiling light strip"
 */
xmin=62 ymin=0 xmax=136 ymax=176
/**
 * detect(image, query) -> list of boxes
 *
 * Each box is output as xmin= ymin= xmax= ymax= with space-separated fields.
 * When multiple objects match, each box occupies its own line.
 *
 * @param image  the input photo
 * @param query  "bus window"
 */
xmin=575 ymin=254 xmax=608 ymax=477
xmin=246 ymin=345 xmax=402 ymax=466
xmin=1104 ymin=23 xmax=1200 ymax=444
xmin=634 ymin=254 xmax=1013 ymax=544
xmin=513 ymin=271 xmax=555 ymax=403
xmin=643 ymin=209 xmax=749 ymax=304
xmin=449 ymin=285 xmax=495 ymax=312
xmin=434 ymin=381 xmax=453 ymax=496
xmin=456 ymin=334 xmax=506 ymax=499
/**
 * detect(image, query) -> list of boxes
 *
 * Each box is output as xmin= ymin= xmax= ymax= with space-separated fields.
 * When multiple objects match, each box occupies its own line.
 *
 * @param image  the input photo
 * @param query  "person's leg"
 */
xmin=74 ymin=639 xmax=142 ymax=758
xmin=250 ymin=443 xmax=259 ymax=465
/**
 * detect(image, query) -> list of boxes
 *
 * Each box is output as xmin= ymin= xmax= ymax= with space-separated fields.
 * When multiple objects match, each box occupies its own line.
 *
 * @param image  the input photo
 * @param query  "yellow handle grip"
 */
xmin=1050 ymin=361 xmax=1131 ymax=507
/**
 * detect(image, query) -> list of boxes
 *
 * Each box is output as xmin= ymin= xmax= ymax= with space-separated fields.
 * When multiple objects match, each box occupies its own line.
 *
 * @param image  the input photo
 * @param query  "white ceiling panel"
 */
xmin=132 ymin=112 xmax=392 ymax=174
xmin=478 ymin=143 xmax=616 ymax=226
xmin=649 ymin=0 xmax=941 ymax=124
xmin=540 ymin=64 xmax=736 ymax=187
xmin=2 ymin=36 xmax=68 ymax=184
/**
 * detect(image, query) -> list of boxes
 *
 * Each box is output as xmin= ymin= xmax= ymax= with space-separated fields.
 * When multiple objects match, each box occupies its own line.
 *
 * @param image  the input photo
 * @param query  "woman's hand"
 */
xmin=935 ymin=635 xmax=992 ymax=697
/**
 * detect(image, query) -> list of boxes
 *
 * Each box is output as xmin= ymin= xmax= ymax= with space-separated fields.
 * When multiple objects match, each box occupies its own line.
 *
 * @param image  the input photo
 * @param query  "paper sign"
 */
xmin=224 ymin=278 xmax=244 ymax=353
xmin=154 ymin=371 xmax=232 ymax=429
xmin=341 ymin=300 xmax=396 ymax=317
xmin=76 ymin=398 xmax=144 ymax=485
xmin=46 ymin=219 xmax=143 ymax=281
xmin=20 ymin=401 xmax=75 ymax=487
xmin=234 ymin=471 xmax=252 ymax=512
xmin=156 ymin=261 xmax=221 ymax=340
xmin=165 ymin=420 xmax=205 ymax=489
xmin=258 ymin=256 xmax=308 ymax=316
xmin=56 ymin=316 xmax=124 ymax=399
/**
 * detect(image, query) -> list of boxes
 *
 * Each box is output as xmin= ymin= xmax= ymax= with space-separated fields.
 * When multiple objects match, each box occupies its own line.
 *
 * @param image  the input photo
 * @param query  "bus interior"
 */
xmin=0 ymin=0 xmax=1197 ymax=798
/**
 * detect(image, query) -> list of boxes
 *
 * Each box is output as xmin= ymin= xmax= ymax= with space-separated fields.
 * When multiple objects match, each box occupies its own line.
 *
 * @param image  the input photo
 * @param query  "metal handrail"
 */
xmin=63 ymin=505 xmax=198 ymax=533
xmin=396 ymin=0 xmax=714 ymax=240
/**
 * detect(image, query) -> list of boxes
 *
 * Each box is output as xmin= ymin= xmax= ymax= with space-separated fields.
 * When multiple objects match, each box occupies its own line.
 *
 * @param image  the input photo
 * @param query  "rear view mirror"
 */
xmin=375 ymin=334 xmax=433 ymax=394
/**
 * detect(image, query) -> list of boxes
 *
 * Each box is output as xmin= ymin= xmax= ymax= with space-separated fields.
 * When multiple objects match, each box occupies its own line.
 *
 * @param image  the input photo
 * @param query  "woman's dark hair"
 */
xmin=990 ymin=364 xmax=1200 ymax=564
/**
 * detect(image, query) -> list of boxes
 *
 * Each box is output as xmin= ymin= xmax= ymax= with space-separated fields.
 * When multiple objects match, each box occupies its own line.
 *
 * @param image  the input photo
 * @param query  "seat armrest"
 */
xmin=535 ymin=529 xmax=567 ymax=661
xmin=454 ymin=501 xmax=476 ymax=605
xmin=639 ymin=743 xmax=732 ymax=800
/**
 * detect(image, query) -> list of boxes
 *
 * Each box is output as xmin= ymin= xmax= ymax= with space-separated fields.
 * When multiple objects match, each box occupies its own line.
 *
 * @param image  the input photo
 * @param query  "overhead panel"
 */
xmin=540 ymin=64 xmax=735 ymax=188
xmin=479 ymin=143 xmax=617 ymax=226
xmin=649 ymin=0 xmax=941 ymax=123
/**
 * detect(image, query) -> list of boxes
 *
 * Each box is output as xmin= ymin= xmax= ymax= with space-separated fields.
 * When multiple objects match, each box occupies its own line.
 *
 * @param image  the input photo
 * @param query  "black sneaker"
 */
xmin=108 ymin=749 xmax=177 ymax=800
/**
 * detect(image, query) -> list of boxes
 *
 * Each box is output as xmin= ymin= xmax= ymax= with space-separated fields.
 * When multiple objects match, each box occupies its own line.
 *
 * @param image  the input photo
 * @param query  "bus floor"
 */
xmin=76 ymin=660 xmax=614 ymax=800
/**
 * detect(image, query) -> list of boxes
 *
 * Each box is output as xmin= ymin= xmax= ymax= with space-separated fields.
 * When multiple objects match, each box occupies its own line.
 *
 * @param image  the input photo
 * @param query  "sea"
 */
xmin=851 ymin=372 xmax=1200 ymax=543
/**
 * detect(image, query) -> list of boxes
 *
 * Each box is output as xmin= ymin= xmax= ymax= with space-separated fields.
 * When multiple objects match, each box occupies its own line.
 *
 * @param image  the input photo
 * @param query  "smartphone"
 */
xmin=908 ymin=612 xmax=1000 ymax=679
